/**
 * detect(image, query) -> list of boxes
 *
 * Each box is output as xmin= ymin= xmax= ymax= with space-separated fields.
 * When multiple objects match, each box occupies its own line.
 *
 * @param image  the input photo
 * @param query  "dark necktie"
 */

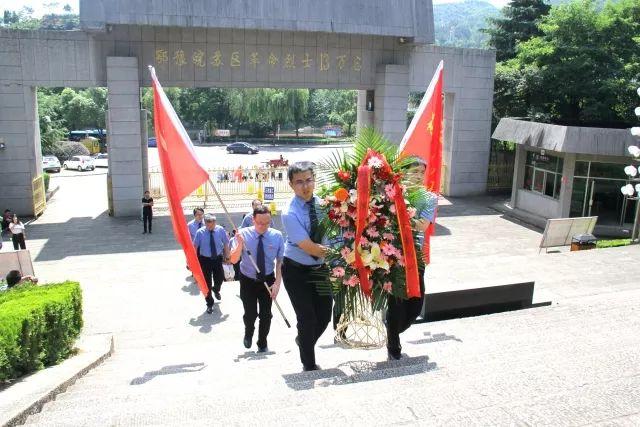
xmin=307 ymin=200 xmax=320 ymax=260
xmin=307 ymin=200 xmax=320 ymax=244
xmin=209 ymin=230 xmax=217 ymax=259
xmin=257 ymin=234 xmax=266 ymax=282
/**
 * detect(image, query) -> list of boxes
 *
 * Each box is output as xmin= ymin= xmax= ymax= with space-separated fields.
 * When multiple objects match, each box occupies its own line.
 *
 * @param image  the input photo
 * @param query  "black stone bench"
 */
xmin=422 ymin=281 xmax=535 ymax=322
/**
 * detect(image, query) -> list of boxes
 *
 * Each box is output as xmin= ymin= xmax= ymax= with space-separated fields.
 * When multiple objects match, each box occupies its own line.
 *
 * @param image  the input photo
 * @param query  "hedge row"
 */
xmin=0 ymin=281 xmax=83 ymax=382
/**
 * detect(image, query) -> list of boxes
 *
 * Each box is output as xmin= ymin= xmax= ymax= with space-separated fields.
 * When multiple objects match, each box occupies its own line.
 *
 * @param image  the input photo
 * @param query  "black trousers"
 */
xmin=12 ymin=233 xmax=26 ymax=250
xmin=198 ymin=255 xmax=224 ymax=308
xmin=143 ymin=210 xmax=152 ymax=232
xmin=239 ymin=272 xmax=275 ymax=348
xmin=282 ymin=258 xmax=332 ymax=369
xmin=233 ymin=261 xmax=240 ymax=280
xmin=386 ymin=267 xmax=425 ymax=355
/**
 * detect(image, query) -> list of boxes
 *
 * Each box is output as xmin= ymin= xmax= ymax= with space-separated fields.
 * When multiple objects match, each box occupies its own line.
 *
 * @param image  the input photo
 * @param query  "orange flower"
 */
xmin=334 ymin=188 xmax=349 ymax=202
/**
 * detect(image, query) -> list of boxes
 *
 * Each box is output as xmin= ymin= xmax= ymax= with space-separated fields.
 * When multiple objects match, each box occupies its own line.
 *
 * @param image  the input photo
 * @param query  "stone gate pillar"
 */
xmin=0 ymin=83 xmax=42 ymax=216
xmin=106 ymin=57 xmax=143 ymax=217
xmin=373 ymin=65 xmax=409 ymax=144
xmin=356 ymin=90 xmax=374 ymax=134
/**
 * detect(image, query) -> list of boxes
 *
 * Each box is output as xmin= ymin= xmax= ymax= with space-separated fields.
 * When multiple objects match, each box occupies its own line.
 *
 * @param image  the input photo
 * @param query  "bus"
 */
xmin=69 ymin=129 xmax=107 ymax=153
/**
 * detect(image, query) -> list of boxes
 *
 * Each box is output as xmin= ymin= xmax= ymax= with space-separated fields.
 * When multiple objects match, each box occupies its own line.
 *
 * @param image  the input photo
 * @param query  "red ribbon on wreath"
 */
xmin=354 ymin=149 xmax=421 ymax=299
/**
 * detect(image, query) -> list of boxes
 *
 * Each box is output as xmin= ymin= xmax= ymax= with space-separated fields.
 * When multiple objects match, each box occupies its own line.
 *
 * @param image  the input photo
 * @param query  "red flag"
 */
xmin=399 ymin=61 xmax=444 ymax=265
xmin=149 ymin=66 xmax=210 ymax=297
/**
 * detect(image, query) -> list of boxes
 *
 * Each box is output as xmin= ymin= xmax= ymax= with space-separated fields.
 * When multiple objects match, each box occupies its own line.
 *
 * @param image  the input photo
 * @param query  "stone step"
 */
xmin=22 ymin=289 xmax=640 ymax=426
xmin=31 ymin=340 xmax=640 ymax=424
xmin=23 ymin=362 xmax=640 ymax=427
xmin=25 ymin=359 xmax=437 ymax=425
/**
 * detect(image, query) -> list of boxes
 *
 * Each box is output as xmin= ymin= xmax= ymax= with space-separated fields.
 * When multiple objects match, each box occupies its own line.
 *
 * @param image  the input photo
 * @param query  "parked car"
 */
xmin=42 ymin=155 xmax=61 ymax=173
xmin=93 ymin=153 xmax=109 ymax=168
xmin=63 ymin=156 xmax=95 ymax=171
xmin=148 ymin=137 xmax=157 ymax=147
xmin=226 ymin=142 xmax=259 ymax=154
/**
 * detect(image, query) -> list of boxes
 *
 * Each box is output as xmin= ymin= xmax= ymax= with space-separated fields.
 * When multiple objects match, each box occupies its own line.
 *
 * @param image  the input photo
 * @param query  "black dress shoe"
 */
xmin=257 ymin=346 xmax=268 ymax=353
xmin=243 ymin=336 xmax=252 ymax=349
xmin=387 ymin=350 xmax=402 ymax=361
xmin=206 ymin=306 xmax=213 ymax=314
xmin=214 ymin=291 xmax=221 ymax=300
xmin=303 ymin=364 xmax=321 ymax=371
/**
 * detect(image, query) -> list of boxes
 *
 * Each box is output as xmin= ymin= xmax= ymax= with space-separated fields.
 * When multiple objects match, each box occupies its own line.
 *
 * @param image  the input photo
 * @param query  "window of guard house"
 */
xmin=524 ymin=151 xmax=564 ymax=199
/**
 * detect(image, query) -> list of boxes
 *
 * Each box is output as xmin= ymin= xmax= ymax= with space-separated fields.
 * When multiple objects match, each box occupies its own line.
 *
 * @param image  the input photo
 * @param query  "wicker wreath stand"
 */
xmin=335 ymin=291 xmax=387 ymax=349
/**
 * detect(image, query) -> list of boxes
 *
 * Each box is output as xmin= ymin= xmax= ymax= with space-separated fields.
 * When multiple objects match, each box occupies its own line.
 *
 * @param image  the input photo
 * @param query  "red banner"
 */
xmin=353 ymin=149 xmax=420 ymax=298
xmin=354 ymin=164 xmax=372 ymax=295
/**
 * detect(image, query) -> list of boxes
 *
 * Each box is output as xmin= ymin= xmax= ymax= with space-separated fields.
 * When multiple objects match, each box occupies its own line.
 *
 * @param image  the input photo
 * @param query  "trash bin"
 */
xmin=570 ymin=233 xmax=597 ymax=251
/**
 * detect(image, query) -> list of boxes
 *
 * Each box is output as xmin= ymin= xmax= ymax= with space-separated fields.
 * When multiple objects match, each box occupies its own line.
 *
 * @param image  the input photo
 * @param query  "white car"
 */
xmin=63 ymin=155 xmax=95 ymax=171
xmin=42 ymin=155 xmax=61 ymax=173
xmin=93 ymin=153 xmax=108 ymax=168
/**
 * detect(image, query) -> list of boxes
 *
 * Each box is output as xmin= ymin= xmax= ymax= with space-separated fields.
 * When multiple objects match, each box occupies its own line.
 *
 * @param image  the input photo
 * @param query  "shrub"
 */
xmin=0 ymin=282 xmax=83 ymax=382
xmin=596 ymin=239 xmax=631 ymax=249
xmin=47 ymin=141 xmax=90 ymax=162
xmin=43 ymin=172 xmax=50 ymax=192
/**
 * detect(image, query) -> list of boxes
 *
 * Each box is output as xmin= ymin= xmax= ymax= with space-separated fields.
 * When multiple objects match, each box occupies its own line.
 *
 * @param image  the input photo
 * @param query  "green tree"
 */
xmin=286 ymin=89 xmax=309 ymax=137
xmin=328 ymin=90 xmax=357 ymax=136
xmin=484 ymin=0 xmax=551 ymax=62
xmin=2 ymin=7 xmax=40 ymax=29
xmin=57 ymin=88 xmax=106 ymax=130
xmin=513 ymin=0 xmax=638 ymax=125
xmin=228 ymin=88 xmax=250 ymax=138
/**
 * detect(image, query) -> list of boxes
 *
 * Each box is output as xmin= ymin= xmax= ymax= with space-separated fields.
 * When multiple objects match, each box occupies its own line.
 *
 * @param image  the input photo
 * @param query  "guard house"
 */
xmin=493 ymin=118 xmax=638 ymax=236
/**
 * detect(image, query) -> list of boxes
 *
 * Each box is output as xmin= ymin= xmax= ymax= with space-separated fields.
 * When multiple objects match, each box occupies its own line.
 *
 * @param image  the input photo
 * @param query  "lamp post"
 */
xmin=622 ymin=87 xmax=640 ymax=243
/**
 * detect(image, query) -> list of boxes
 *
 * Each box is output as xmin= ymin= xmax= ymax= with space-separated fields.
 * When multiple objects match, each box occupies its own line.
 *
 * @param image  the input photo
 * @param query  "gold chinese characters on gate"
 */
xmin=155 ymin=49 xmax=363 ymax=72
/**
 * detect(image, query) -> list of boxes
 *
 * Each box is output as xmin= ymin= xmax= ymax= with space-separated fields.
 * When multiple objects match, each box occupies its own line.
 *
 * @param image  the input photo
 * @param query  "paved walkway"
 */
xmin=9 ymin=173 xmax=640 ymax=425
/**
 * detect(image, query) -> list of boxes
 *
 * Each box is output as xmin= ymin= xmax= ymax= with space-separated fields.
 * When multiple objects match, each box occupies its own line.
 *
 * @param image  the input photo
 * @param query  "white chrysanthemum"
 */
xmin=624 ymin=165 xmax=637 ymax=177
xmin=628 ymin=145 xmax=640 ymax=157
xmin=367 ymin=157 xmax=383 ymax=169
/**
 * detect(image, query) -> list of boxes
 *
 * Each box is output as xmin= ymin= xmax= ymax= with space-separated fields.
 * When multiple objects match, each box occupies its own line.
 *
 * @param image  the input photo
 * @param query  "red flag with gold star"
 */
xmin=399 ymin=61 xmax=443 ymax=265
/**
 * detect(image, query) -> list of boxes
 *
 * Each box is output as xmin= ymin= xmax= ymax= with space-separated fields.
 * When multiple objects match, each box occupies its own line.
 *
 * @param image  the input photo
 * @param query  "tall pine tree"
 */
xmin=484 ymin=0 xmax=551 ymax=62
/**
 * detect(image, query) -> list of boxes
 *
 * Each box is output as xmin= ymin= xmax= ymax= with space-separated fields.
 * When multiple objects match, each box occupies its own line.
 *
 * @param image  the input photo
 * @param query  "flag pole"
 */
xmin=207 ymin=178 xmax=291 ymax=328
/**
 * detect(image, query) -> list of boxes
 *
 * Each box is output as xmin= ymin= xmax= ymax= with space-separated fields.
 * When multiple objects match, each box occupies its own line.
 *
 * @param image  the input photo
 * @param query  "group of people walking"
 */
xmin=186 ymin=160 xmax=434 ymax=372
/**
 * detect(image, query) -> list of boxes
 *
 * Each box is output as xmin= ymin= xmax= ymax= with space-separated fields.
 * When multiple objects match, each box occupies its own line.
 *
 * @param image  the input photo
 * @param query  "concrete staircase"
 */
xmin=21 ymin=285 xmax=640 ymax=426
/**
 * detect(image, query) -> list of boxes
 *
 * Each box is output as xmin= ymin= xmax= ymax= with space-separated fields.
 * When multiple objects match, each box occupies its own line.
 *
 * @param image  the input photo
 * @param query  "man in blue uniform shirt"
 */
xmin=187 ymin=207 xmax=205 ymax=240
xmin=193 ymin=214 xmax=230 ymax=313
xmin=281 ymin=161 xmax=331 ymax=371
xmin=240 ymin=199 xmax=275 ymax=229
xmin=186 ymin=207 xmax=205 ymax=273
xmin=386 ymin=157 xmax=437 ymax=360
xmin=229 ymin=205 xmax=284 ymax=352
xmin=239 ymin=199 xmax=262 ymax=228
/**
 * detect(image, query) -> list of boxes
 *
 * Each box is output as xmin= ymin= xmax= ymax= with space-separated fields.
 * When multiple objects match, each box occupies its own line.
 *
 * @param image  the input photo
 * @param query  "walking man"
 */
xmin=186 ymin=207 xmax=205 ymax=273
xmin=193 ymin=214 xmax=230 ymax=313
xmin=281 ymin=161 xmax=331 ymax=371
xmin=240 ymin=199 xmax=274 ymax=229
xmin=142 ymin=191 xmax=154 ymax=234
xmin=385 ymin=157 xmax=437 ymax=360
xmin=229 ymin=205 xmax=284 ymax=352
xmin=188 ymin=207 xmax=205 ymax=240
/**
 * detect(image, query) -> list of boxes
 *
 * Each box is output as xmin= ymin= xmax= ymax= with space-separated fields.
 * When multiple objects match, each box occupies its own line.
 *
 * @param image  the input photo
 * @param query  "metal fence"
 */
xmin=487 ymin=163 xmax=514 ymax=192
xmin=149 ymin=166 xmax=294 ymax=212
xmin=32 ymin=175 xmax=46 ymax=216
